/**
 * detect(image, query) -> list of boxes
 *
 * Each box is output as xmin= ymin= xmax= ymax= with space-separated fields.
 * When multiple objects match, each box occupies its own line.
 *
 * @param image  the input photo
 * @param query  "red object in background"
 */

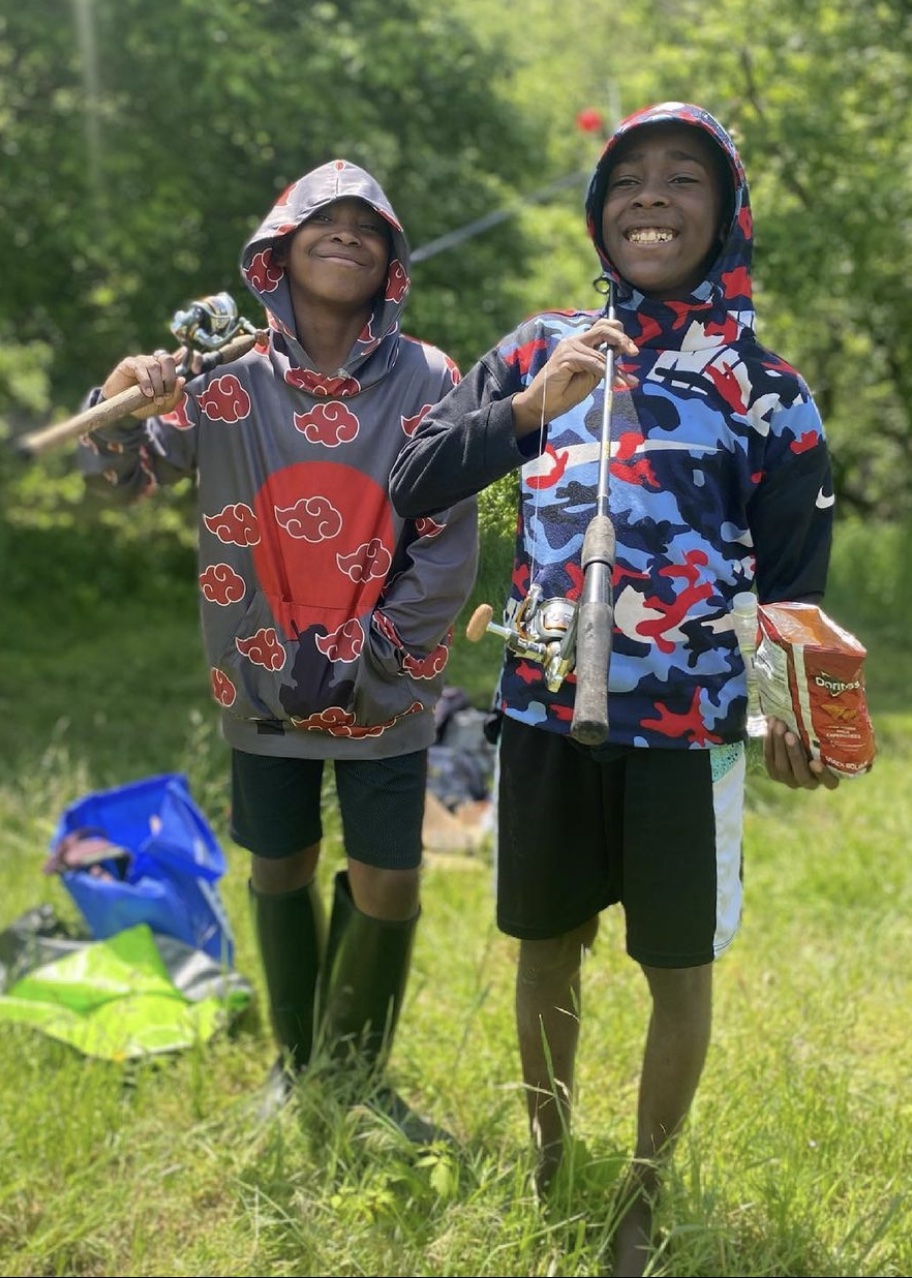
xmin=577 ymin=108 xmax=605 ymax=134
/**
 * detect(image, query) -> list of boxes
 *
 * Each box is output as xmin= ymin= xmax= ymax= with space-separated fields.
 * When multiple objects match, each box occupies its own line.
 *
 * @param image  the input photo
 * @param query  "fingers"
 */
xmin=582 ymin=317 xmax=639 ymax=360
xmin=582 ymin=318 xmax=639 ymax=389
xmin=550 ymin=323 xmax=638 ymax=386
xmin=512 ymin=320 xmax=639 ymax=436
xmin=139 ymin=350 xmax=178 ymax=399
xmin=762 ymin=718 xmax=839 ymax=790
xmin=101 ymin=351 xmax=185 ymax=418
xmin=763 ymin=719 xmax=808 ymax=787
xmin=808 ymin=759 xmax=841 ymax=791
xmin=130 ymin=351 xmax=185 ymax=418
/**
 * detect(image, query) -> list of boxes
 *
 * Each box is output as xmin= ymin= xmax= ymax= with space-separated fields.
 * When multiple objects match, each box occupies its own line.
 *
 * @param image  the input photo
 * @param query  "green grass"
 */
xmin=0 ymin=507 xmax=909 ymax=1276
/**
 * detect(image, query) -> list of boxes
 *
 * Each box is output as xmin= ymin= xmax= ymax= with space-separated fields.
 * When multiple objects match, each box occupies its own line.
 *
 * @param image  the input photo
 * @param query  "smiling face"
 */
xmin=600 ymin=123 xmax=729 ymax=299
xmin=279 ymin=197 xmax=391 ymax=312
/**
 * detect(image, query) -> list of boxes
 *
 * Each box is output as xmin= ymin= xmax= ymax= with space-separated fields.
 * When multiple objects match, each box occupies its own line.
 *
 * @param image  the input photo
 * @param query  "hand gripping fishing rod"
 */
xmin=569 ymin=282 xmax=618 ymax=746
xmin=15 ymin=292 xmax=263 ymax=460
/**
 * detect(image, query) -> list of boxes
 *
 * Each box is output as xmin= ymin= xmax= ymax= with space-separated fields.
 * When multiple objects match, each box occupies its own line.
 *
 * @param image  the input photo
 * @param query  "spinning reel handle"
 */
xmin=465 ymin=596 xmax=575 ymax=696
xmin=465 ymin=602 xmax=534 ymax=649
xmin=466 ymin=604 xmax=495 ymax=643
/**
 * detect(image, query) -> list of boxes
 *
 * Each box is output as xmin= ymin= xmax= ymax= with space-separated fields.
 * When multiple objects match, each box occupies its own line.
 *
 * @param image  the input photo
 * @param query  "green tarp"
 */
xmin=0 ymin=907 xmax=252 ymax=1060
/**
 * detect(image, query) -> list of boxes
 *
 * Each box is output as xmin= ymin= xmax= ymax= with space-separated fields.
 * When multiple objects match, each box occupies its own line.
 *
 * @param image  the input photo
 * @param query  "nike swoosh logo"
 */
xmin=816 ymin=488 xmax=835 ymax=509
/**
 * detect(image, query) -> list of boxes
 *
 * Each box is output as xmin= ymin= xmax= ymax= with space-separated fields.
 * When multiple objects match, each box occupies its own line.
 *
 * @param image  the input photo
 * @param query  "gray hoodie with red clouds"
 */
xmin=79 ymin=160 xmax=478 ymax=760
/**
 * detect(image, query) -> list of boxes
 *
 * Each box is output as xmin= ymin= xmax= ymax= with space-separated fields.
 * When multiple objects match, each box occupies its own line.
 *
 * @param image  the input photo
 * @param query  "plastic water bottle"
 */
xmin=731 ymin=591 xmax=767 ymax=738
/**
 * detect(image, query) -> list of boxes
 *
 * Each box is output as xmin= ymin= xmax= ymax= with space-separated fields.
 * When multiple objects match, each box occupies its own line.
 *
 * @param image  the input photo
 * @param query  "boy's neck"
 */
xmin=290 ymin=297 xmax=375 ymax=373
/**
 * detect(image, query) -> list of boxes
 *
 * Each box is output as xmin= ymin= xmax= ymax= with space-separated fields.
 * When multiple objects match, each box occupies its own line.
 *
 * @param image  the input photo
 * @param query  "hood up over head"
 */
xmin=239 ymin=159 xmax=411 ymax=386
xmin=584 ymin=102 xmax=754 ymax=351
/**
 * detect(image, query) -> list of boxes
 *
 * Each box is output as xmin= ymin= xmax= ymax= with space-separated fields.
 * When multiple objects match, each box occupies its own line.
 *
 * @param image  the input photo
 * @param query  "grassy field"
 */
xmin=0 ymin=498 xmax=910 ymax=1276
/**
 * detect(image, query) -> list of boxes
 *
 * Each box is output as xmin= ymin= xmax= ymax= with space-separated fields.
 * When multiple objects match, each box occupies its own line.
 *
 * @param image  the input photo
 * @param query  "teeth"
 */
xmin=627 ymin=228 xmax=674 ymax=244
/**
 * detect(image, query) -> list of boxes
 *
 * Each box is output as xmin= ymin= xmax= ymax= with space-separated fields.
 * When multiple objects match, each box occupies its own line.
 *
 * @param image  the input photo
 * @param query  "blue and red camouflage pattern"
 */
xmin=491 ymin=103 xmax=832 ymax=748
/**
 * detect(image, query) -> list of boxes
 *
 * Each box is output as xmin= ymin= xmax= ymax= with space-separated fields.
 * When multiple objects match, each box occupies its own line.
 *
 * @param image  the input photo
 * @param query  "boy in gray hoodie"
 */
xmin=79 ymin=159 xmax=478 ymax=1142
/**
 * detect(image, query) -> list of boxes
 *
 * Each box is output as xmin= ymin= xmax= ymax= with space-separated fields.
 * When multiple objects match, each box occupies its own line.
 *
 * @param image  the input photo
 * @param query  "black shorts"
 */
xmin=229 ymin=748 xmax=428 ymax=870
xmin=495 ymin=716 xmax=745 ymax=967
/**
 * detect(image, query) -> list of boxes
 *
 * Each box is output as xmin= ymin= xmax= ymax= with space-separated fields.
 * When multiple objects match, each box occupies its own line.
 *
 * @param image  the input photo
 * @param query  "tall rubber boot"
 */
xmin=250 ymin=877 xmax=323 ymax=1120
xmin=318 ymin=870 xmax=454 ymax=1147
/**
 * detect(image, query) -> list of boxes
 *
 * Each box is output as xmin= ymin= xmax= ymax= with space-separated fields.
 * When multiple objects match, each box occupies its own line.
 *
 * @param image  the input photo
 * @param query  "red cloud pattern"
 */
xmin=275 ymin=495 xmax=342 ymax=542
xmin=210 ymin=668 xmax=237 ymax=706
xmin=401 ymin=404 xmax=432 ymax=437
xmin=337 ymin=538 xmax=392 ymax=582
xmin=402 ymin=643 xmax=449 ymax=679
xmin=293 ymin=401 xmax=360 ymax=445
xmin=386 ymin=260 xmax=408 ymax=303
xmin=161 ymin=394 xmax=194 ymax=430
xmin=285 ymin=367 xmax=360 ymax=397
xmin=315 ymin=619 xmax=364 ymax=662
xmin=252 ymin=462 xmax=393 ymax=639
xmin=414 ymin=515 xmax=444 ymax=538
xmin=199 ymin=376 xmax=251 ymax=423
xmin=244 ymin=248 xmax=284 ymax=293
xmin=291 ymin=701 xmax=422 ymax=738
xmin=372 ymin=610 xmax=403 ymax=647
xmin=200 ymin=563 xmax=246 ymax=605
xmin=236 ymin=627 xmax=286 ymax=671
xmin=203 ymin=502 xmax=260 ymax=546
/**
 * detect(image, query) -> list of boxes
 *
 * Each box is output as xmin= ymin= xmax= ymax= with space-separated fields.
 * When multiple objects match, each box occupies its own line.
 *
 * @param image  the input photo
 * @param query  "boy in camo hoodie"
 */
xmin=390 ymin=104 xmax=839 ymax=1270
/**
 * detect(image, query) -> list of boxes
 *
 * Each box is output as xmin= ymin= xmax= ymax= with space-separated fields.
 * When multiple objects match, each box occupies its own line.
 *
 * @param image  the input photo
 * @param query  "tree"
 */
xmin=603 ymin=0 xmax=912 ymax=516
xmin=0 ymin=0 xmax=541 ymax=410
xmin=444 ymin=0 xmax=912 ymax=517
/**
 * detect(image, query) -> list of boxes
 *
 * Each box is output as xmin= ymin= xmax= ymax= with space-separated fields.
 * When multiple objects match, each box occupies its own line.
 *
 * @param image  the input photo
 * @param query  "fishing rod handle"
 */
xmin=570 ymin=513 xmax=616 ymax=746
xmin=16 ymin=331 xmax=261 ymax=459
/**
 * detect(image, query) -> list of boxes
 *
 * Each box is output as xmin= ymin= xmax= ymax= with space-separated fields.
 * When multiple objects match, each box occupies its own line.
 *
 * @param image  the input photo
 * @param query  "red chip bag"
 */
xmin=754 ymin=601 xmax=876 ymax=777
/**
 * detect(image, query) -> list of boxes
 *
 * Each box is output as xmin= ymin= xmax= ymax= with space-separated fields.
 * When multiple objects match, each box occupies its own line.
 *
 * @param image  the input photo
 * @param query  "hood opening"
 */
xmin=587 ymin=115 xmax=737 ymax=276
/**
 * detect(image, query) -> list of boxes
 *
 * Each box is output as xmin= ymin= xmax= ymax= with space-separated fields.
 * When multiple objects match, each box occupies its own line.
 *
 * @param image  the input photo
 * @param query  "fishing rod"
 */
xmin=15 ymin=293 xmax=263 ymax=460
xmin=465 ymin=284 xmax=619 ymax=743
xmin=569 ymin=280 xmax=618 ymax=746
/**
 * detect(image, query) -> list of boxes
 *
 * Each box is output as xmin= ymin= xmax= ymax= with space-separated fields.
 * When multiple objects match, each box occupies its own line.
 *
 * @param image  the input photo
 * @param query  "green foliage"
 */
xmin=602 ymin=0 xmax=912 ymax=518
xmin=0 ymin=0 xmax=540 ymax=406
xmin=440 ymin=0 xmax=912 ymax=518
xmin=2 ymin=0 xmax=910 ymax=511
xmin=0 ymin=334 xmax=53 ymax=420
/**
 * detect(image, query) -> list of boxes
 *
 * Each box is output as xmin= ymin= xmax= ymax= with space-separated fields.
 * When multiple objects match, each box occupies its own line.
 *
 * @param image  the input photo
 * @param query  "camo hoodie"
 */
xmin=79 ymin=160 xmax=477 ymax=760
xmin=390 ymin=104 xmax=833 ymax=748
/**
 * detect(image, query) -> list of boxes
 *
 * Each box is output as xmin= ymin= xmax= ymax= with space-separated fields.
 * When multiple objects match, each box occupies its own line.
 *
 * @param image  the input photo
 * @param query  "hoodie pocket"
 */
xmin=208 ymin=590 xmax=358 ymax=724
xmin=349 ymin=613 xmax=436 ymax=728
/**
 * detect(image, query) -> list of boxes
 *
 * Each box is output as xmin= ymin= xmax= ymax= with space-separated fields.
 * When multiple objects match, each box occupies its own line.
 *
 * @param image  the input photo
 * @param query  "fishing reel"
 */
xmin=169 ymin=292 xmax=259 ymax=352
xmin=466 ymin=584 xmax=578 ymax=693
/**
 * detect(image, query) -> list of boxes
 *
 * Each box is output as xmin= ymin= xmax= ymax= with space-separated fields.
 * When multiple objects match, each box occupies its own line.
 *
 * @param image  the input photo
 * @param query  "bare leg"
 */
xmin=612 ymin=962 xmax=713 ymax=1277
xmin=346 ymin=859 xmax=420 ymax=921
xmin=251 ymin=843 xmax=321 ymax=894
xmin=515 ymin=916 xmax=599 ymax=1193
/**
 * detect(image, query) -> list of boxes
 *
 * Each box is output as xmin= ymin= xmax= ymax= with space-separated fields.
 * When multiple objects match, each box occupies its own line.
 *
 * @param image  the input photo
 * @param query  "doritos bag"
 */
xmin=754 ymin=602 xmax=876 ymax=778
